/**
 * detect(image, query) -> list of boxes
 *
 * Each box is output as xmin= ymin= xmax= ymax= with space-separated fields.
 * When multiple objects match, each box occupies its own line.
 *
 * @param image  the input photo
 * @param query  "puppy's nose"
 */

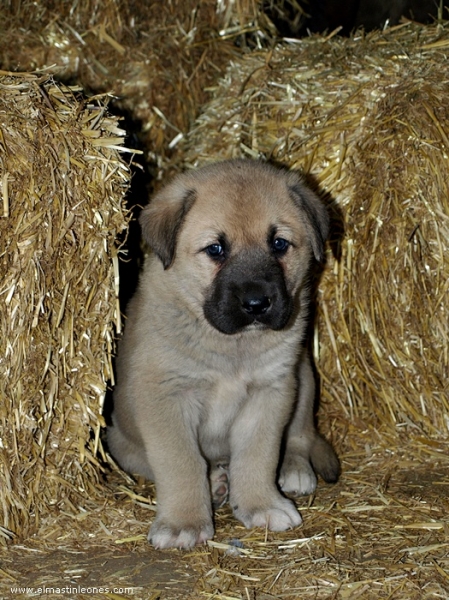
xmin=241 ymin=295 xmax=271 ymax=315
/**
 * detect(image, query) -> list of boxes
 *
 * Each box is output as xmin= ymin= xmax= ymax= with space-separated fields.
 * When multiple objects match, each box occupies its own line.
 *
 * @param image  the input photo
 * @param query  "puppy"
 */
xmin=108 ymin=159 xmax=339 ymax=549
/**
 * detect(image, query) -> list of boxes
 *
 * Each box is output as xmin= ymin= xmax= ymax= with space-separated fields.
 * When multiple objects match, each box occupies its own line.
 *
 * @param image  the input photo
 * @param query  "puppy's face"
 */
xmin=140 ymin=160 xmax=329 ymax=335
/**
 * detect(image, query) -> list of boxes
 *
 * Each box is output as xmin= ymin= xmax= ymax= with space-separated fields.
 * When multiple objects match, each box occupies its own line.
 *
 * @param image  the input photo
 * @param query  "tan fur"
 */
xmin=108 ymin=159 xmax=339 ymax=549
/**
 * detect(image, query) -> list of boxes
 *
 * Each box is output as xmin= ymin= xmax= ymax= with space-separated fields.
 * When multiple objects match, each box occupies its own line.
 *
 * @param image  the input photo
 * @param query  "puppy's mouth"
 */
xmin=203 ymin=284 xmax=293 ymax=335
xmin=202 ymin=250 xmax=294 ymax=335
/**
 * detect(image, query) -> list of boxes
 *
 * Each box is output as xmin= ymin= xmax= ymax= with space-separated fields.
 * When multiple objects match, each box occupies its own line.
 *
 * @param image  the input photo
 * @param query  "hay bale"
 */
xmin=182 ymin=22 xmax=449 ymax=436
xmin=0 ymin=73 xmax=130 ymax=542
xmin=0 ymin=0 xmax=265 ymax=165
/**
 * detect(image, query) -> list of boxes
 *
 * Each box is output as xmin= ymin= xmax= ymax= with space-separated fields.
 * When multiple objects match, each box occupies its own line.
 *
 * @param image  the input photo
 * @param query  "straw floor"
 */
xmin=0 ymin=429 xmax=448 ymax=599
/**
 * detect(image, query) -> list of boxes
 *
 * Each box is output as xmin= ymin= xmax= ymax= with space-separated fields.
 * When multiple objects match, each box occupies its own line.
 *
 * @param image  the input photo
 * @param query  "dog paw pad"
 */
xmin=210 ymin=462 xmax=230 ymax=508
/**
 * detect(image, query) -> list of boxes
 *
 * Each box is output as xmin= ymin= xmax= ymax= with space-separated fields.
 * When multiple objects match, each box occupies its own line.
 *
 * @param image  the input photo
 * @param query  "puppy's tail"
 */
xmin=310 ymin=434 xmax=340 ymax=483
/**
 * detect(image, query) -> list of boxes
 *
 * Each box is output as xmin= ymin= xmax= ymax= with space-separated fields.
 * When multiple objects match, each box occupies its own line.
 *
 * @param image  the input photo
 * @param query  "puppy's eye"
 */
xmin=205 ymin=243 xmax=224 ymax=259
xmin=272 ymin=237 xmax=290 ymax=255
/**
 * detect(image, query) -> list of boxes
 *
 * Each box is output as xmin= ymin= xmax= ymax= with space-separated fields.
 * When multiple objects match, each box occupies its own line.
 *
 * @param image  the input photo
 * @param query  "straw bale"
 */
xmin=182 ymin=22 xmax=449 ymax=437
xmin=0 ymin=73 xmax=130 ymax=542
xmin=0 ymin=0 xmax=266 ymax=167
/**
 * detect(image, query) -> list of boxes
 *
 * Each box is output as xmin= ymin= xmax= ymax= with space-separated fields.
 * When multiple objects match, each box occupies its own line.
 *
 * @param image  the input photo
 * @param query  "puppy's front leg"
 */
xmin=229 ymin=384 xmax=302 ymax=532
xmin=145 ymin=399 xmax=214 ymax=549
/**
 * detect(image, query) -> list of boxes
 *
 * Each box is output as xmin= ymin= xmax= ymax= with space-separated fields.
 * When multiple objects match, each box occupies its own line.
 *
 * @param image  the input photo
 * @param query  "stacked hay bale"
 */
xmin=182 ymin=22 xmax=449 ymax=437
xmin=0 ymin=74 xmax=130 ymax=542
xmin=0 ymin=0 xmax=266 ymax=168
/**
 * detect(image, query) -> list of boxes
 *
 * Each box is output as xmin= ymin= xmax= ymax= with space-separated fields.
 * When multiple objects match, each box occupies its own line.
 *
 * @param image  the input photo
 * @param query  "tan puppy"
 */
xmin=108 ymin=159 xmax=339 ymax=549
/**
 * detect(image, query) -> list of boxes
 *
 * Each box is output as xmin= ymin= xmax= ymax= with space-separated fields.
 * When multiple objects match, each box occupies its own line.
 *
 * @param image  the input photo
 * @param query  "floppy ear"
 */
xmin=139 ymin=183 xmax=196 ymax=269
xmin=288 ymin=180 xmax=330 ymax=262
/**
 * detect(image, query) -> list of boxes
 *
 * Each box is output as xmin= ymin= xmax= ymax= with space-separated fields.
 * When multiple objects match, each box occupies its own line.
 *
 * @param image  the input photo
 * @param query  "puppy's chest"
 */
xmin=199 ymin=355 xmax=286 ymax=433
xmin=199 ymin=376 xmax=249 ymax=441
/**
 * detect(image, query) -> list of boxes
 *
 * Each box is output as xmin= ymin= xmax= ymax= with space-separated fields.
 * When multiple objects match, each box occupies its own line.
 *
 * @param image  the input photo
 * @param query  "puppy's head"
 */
xmin=140 ymin=160 xmax=329 ymax=334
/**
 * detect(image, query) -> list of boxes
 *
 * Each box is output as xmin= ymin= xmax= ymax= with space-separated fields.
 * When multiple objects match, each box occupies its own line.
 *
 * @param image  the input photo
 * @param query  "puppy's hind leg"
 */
xmin=107 ymin=420 xmax=154 ymax=480
xmin=279 ymin=350 xmax=340 ymax=497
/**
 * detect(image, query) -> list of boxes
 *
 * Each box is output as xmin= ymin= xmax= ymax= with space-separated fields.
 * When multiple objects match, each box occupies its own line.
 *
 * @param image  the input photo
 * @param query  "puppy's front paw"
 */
xmin=148 ymin=518 xmax=214 ymax=549
xmin=279 ymin=454 xmax=317 ymax=496
xmin=234 ymin=496 xmax=302 ymax=532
